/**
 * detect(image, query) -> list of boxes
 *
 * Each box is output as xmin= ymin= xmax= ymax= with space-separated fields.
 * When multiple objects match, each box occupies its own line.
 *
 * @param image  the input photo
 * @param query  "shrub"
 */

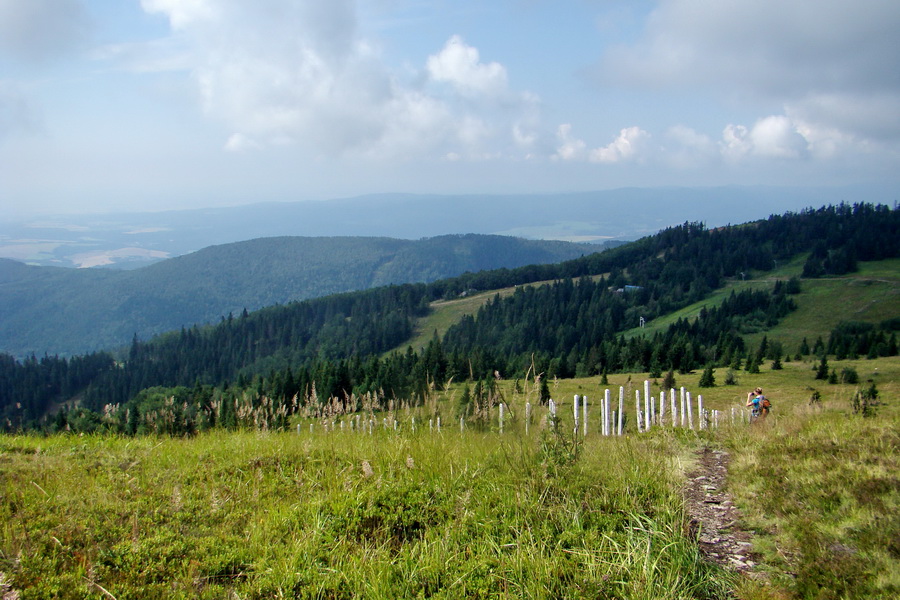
xmin=841 ymin=367 xmax=859 ymax=384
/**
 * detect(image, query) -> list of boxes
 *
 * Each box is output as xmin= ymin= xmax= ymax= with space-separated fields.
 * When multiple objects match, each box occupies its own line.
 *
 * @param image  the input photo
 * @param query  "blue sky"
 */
xmin=1 ymin=0 xmax=899 ymax=219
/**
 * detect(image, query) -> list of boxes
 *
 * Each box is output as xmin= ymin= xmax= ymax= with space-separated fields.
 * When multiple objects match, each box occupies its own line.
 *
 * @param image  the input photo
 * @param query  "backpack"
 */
xmin=761 ymin=396 xmax=771 ymax=412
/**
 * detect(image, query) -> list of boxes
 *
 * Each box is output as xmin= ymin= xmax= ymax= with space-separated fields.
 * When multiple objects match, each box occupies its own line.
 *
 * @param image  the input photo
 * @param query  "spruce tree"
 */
xmin=698 ymin=364 xmax=716 ymax=387
xmin=662 ymin=370 xmax=676 ymax=390
xmin=539 ymin=377 xmax=551 ymax=405
xmin=814 ymin=355 xmax=829 ymax=380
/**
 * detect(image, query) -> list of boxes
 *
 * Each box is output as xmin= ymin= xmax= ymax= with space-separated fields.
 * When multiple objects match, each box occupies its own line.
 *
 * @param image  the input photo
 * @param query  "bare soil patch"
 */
xmin=684 ymin=447 xmax=762 ymax=576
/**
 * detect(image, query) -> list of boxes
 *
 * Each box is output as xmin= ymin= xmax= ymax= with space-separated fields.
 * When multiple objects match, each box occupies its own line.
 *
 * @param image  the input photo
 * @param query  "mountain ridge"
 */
xmin=0 ymin=234 xmax=606 ymax=358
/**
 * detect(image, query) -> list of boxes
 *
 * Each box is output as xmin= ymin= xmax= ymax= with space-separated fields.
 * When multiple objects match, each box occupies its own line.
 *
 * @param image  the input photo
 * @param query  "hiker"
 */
xmin=746 ymin=387 xmax=769 ymax=421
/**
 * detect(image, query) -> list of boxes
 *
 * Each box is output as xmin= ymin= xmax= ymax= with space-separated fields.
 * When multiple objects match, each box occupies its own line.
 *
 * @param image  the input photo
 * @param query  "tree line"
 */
xmin=1 ymin=202 xmax=897 ymax=432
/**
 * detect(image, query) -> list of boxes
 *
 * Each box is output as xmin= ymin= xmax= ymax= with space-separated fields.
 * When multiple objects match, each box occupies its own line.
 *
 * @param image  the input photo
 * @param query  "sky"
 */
xmin=1 ymin=0 xmax=899 ymax=219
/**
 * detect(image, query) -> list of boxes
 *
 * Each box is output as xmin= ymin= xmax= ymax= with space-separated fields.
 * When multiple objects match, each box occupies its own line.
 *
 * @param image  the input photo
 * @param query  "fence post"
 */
xmin=644 ymin=380 xmax=651 ymax=429
xmin=499 ymin=402 xmax=505 ymax=434
xmin=680 ymin=387 xmax=686 ymax=427
xmin=686 ymin=391 xmax=694 ymax=430
xmin=659 ymin=391 xmax=665 ymax=425
xmin=573 ymin=395 xmax=580 ymax=436
xmin=698 ymin=395 xmax=704 ymax=430
xmin=618 ymin=386 xmax=624 ymax=435
xmin=670 ymin=388 xmax=677 ymax=427
xmin=602 ymin=389 xmax=608 ymax=436
xmin=460 ymin=416 xmax=465 ymax=432
xmin=525 ymin=402 xmax=532 ymax=435
xmin=437 ymin=416 xmax=441 ymax=432
xmin=635 ymin=389 xmax=642 ymax=432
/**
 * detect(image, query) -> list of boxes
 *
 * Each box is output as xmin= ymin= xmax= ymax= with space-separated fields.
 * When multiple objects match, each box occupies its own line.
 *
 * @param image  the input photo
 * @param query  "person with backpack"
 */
xmin=746 ymin=387 xmax=770 ymax=421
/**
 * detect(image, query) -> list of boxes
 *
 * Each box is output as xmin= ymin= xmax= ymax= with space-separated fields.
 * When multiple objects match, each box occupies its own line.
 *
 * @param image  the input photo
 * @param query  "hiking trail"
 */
xmin=684 ymin=446 xmax=764 ymax=578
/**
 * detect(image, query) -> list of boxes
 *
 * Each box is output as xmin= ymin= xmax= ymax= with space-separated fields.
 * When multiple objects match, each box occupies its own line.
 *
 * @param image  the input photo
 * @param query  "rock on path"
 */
xmin=683 ymin=446 xmax=761 ymax=576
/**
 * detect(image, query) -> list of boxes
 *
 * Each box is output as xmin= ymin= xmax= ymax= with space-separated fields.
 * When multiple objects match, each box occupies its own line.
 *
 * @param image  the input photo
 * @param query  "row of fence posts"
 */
xmin=297 ymin=381 xmax=751 ymax=436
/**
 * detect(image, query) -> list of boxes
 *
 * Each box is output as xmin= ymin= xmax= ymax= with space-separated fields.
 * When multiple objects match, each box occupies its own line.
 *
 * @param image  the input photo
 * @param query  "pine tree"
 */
xmin=698 ymin=364 xmax=716 ymax=387
xmin=539 ymin=377 xmax=551 ymax=405
xmin=814 ymin=355 xmax=829 ymax=380
xmin=662 ymin=370 xmax=676 ymax=390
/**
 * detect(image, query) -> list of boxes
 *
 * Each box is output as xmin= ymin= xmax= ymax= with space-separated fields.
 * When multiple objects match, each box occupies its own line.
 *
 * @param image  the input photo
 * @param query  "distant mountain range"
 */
xmin=0 ymin=234 xmax=609 ymax=358
xmin=1 ymin=185 xmax=888 ymax=269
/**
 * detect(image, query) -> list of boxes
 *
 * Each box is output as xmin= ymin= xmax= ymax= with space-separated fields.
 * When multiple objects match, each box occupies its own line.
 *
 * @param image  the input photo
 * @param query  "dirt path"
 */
xmin=683 ymin=446 xmax=761 ymax=576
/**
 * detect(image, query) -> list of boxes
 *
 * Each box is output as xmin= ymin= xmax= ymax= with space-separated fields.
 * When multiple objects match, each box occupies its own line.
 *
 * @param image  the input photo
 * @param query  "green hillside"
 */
xmin=2 ymin=203 xmax=898 ymax=431
xmin=407 ymin=256 xmax=898 ymax=358
xmin=0 ymin=234 xmax=599 ymax=358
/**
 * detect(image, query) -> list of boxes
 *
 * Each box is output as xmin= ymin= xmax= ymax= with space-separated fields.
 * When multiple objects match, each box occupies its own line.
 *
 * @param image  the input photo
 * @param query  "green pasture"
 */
xmin=2 ymin=357 xmax=898 ymax=599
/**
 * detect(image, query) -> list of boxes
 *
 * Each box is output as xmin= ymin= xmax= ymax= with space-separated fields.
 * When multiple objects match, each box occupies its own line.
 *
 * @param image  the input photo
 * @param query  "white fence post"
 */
xmin=525 ymin=402 xmax=532 ymax=435
xmin=617 ymin=386 xmax=624 ymax=436
xmin=686 ymin=391 xmax=694 ymax=430
xmin=698 ymin=395 xmax=704 ymax=430
xmin=602 ymin=389 xmax=608 ymax=436
xmin=499 ymin=402 xmax=505 ymax=434
xmin=573 ymin=395 xmax=580 ymax=436
xmin=670 ymin=388 xmax=677 ymax=427
xmin=644 ymin=380 xmax=651 ymax=430
xmin=680 ymin=387 xmax=686 ymax=427
xmin=658 ymin=391 xmax=665 ymax=425
xmin=635 ymin=389 xmax=643 ymax=432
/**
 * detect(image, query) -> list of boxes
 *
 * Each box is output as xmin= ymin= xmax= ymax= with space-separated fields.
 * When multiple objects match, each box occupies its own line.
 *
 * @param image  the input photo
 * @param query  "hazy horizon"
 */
xmin=2 ymin=1 xmax=899 ymax=220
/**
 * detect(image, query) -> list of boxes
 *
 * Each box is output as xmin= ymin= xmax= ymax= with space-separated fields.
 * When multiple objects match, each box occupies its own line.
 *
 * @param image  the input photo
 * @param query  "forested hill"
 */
xmin=0 ymin=234 xmax=604 ymax=358
xmin=1 ymin=203 xmax=897 ymax=431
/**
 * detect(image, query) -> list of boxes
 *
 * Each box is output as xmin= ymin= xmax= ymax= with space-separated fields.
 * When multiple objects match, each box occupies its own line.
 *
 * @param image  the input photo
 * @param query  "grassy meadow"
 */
xmin=2 ymin=356 xmax=898 ymax=599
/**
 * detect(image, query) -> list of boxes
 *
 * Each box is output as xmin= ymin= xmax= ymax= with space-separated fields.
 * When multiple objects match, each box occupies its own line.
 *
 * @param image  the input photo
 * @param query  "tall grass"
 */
xmin=2 ymin=357 xmax=897 ymax=598
xmin=0 ymin=427 xmax=732 ymax=599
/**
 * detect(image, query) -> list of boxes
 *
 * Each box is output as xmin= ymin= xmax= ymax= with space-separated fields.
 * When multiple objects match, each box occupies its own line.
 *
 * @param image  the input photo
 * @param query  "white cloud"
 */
xmin=597 ymin=0 xmax=900 ymax=151
xmin=662 ymin=125 xmax=716 ymax=168
xmin=553 ymin=123 xmax=586 ymax=161
xmin=721 ymin=115 xmax=809 ymax=161
xmin=0 ymin=0 xmax=89 ymax=63
xmin=141 ymin=0 xmax=216 ymax=31
xmin=426 ymin=35 xmax=509 ymax=99
xmin=589 ymin=126 xmax=650 ymax=163
xmin=224 ymin=133 xmax=259 ymax=152
xmin=139 ymin=1 xmax=539 ymax=161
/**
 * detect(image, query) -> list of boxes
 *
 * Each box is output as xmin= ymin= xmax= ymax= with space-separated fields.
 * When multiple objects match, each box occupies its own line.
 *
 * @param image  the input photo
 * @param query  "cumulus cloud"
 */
xmin=553 ymin=124 xmax=587 ymax=161
xmin=426 ymin=35 xmax=509 ymax=99
xmin=0 ymin=0 xmax=89 ymax=63
xmin=596 ymin=0 xmax=900 ymax=152
xmin=589 ymin=126 xmax=650 ymax=163
xmin=721 ymin=115 xmax=809 ymax=160
xmin=139 ymin=0 xmax=539 ymax=160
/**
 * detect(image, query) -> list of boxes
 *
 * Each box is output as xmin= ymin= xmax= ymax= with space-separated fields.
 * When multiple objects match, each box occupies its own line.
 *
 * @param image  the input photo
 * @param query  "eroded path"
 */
xmin=683 ymin=447 xmax=761 ymax=575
